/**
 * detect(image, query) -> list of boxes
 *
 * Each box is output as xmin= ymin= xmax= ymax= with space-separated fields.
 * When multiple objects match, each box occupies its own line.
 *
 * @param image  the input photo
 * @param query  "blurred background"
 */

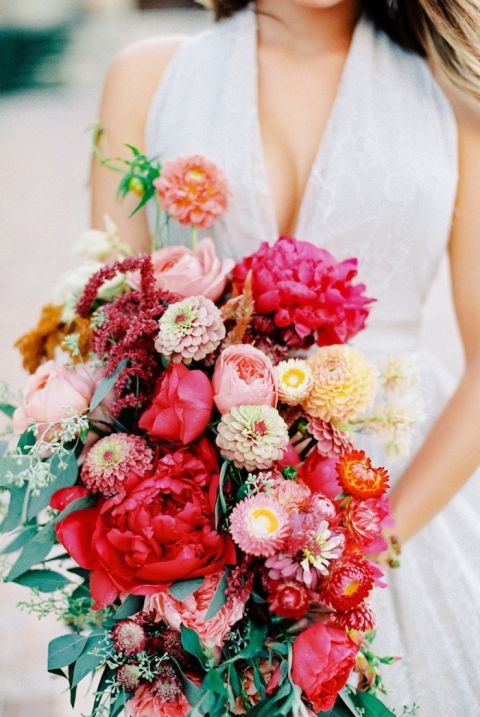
xmin=0 ymin=1 xmax=464 ymax=715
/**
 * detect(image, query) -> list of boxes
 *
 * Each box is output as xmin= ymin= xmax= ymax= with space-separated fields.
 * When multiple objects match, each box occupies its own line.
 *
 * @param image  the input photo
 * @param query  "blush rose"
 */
xmin=212 ymin=344 xmax=277 ymax=415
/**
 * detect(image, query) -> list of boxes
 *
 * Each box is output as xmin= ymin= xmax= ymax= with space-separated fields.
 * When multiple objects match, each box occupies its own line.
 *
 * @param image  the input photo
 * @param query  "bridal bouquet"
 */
xmin=0 ymin=151 xmax=418 ymax=716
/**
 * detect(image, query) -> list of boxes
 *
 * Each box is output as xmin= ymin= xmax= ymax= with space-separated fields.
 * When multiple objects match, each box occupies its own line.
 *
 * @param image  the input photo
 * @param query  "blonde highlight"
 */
xmin=211 ymin=0 xmax=480 ymax=101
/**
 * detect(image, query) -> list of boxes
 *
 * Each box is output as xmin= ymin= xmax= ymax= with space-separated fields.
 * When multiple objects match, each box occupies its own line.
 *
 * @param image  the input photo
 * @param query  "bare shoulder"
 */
xmin=99 ymin=35 xmax=187 ymax=142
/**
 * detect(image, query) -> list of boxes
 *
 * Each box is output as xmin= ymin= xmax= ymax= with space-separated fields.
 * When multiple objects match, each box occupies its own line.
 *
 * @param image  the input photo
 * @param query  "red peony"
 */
xmin=291 ymin=624 xmax=359 ymax=712
xmin=300 ymin=452 xmax=342 ymax=500
xmin=232 ymin=237 xmax=373 ymax=347
xmin=139 ymin=363 xmax=213 ymax=445
xmin=54 ymin=439 xmax=235 ymax=608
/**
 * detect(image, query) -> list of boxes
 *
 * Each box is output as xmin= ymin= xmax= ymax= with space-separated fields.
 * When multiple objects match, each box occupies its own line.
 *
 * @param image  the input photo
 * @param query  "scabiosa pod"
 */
xmin=302 ymin=345 xmax=377 ymax=422
xmin=111 ymin=620 xmax=147 ymax=656
xmin=216 ymin=405 xmax=289 ymax=471
xmin=155 ymin=295 xmax=225 ymax=363
xmin=81 ymin=434 xmax=153 ymax=496
xmin=229 ymin=494 xmax=290 ymax=557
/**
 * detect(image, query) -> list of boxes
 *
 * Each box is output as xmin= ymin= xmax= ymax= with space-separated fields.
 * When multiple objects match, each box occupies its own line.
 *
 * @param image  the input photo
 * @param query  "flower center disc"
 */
xmin=251 ymin=508 xmax=279 ymax=534
xmin=283 ymin=368 xmax=305 ymax=388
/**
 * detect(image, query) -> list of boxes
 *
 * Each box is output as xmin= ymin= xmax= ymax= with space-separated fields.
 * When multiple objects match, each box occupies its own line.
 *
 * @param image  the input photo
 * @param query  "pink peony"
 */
xmin=292 ymin=624 xmax=359 ymax=711
xmin=232 ymin=237 xmax=373 ymax=347
xmin=139 ymin=363 xmax=213 ymax=445
xmin=129 ymin=681 xmax=190 ymax=717
xmin=13 ymin=360 xmax=95 ymax=435
xmin=149 ymin=239 xmax=234 ymax=301
xmin=212 ymin=344 xmax=277 ymax=415
xmin=154 ymin=155 xmax=229 ymax=229
xmin=300 ymin=452 xmax=342 ymax=501
xmin=147 ymin=571 xmax=246 ymax=650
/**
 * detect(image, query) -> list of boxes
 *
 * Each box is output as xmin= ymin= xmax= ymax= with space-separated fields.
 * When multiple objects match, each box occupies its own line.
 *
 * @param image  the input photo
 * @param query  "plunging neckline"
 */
xmin=249 ymin=8 xmax=364 ymax=240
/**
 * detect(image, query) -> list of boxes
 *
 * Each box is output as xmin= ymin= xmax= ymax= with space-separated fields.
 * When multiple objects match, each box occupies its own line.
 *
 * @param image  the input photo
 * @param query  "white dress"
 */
xmin=145 ymin=8 xmax=480 ymax=715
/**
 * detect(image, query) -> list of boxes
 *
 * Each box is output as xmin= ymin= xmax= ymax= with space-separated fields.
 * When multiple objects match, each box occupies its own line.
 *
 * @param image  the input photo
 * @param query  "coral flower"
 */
xmin=302 ymin=345 xmax=377 ymax=422
xmin=229 ymin=494 xmax=290 ymax=557
xmin=322 ymin=556 xmax=375 ymax=611
xmin=154 ymin=155 xmax=229 ymax=229
xmin=81 ymin=434 xmax=153 ymax=496
xmin=336 ymin=450 xmax=390 ymax=499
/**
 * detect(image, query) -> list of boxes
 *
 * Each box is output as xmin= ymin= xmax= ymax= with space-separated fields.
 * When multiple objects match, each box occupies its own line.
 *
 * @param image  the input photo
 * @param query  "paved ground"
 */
xmin=0 ymin=7 xmax=464 ymax=716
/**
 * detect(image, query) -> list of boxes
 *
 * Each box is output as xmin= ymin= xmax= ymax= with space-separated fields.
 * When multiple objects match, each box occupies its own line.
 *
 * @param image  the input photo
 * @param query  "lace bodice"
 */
xmin=146 ymin=7 xmax=458 ymax=354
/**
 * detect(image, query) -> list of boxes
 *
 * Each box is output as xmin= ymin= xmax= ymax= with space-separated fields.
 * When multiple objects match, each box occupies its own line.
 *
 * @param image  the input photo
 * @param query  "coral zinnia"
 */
xmin=229 ymin=494 xmax=290 ymax=557
xmin=154 ymin=155 xmax=229 ymax=229
xmin=336 ymin=450 xmax=389 ymax=499
xmin=322 ymin=556 xmax=375 ymax=611
xmin=216 ymin=405 xmax=289 ymax=471
xmin=81 ymin=434 xmax=153 ymax=496
xmin=155 ymin=295 xmax=225 ymax=363
xmin=302 ymin=345 xmax=377 ymax=422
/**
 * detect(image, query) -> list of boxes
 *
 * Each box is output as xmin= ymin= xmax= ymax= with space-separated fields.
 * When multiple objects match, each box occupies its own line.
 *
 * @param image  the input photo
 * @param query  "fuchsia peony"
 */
xmin=291 ymin=624 xmax=359 ymax=712
xmin=154 ymin=155 xmax=229 ymax=229
xmin=148 ymin=571 xmax=246 ymax=651
xmin=232 ymin=237 xmax=373 ymax=347
xmin=150 ymin=238 xmax=234 ymax=301
xmin=139 ymin=363 xmax=213 ymax=444
xmin=13 ymin=360 xmax=95 ymax=434
xmin=53 ymin=439 xmax=236 ymax=609
xmin=212 ymin=344 xmax=278 ymax=415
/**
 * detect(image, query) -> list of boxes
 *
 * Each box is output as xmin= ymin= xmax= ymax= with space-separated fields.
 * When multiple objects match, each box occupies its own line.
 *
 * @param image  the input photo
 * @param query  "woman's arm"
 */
xmin=91 ymin=36 xmax=184 ymax=253
xmin=389 ymin=102 xmax=480 ymax=544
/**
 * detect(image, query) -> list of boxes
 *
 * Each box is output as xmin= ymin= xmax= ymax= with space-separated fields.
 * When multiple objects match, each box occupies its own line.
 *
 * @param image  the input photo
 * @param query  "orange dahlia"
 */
xmin=336 ymin=450 xmax=389 ymax=499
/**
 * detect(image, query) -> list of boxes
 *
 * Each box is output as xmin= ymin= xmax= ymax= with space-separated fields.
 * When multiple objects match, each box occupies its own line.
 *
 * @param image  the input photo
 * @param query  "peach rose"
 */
xmin=150 ymin=238 xmax=234 ymax=301
xmin=13 ymin=360 xmax=95 ymax=434
xmin=147 ymin=572 xmax=246 ymax=651
xmin=212 ymin=344 xmax=278 ymax=415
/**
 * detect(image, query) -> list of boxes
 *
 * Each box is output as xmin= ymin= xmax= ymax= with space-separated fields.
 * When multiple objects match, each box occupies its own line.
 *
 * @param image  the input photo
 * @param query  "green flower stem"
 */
xmin=191 ymin=226 xmax=199 ymax=251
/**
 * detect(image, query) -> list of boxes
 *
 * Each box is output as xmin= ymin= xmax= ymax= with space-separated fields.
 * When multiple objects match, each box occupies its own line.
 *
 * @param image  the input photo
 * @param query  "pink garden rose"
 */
xmin=300 ymin=453 xmax=342 ymax=500
xmin=147 ymin=571 xmax=246 ymax=651
xmin=129 ymin=682 xmax=190 ymax=717
xmin=13 ymin=360 xmax=95 ymax=434
xmin=139 ymin=363 xmax=213 ymax=444
xmin=291 ymin=624 xmax=359 ymax=712
xmin=212 ymin=344 xmax=278 ymax=415
xmin=150 ymin=238 xmax=234 ymax=301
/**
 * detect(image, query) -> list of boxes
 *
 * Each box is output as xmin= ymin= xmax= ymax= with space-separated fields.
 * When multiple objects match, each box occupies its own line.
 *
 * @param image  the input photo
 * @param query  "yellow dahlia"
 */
xmin=275 ymin=359 xmax=313 ymax=405
xmin=302 ymin=345 xmax=377 ymax=422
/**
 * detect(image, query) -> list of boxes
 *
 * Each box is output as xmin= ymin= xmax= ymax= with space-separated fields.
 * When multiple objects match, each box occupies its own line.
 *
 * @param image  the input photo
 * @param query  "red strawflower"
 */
xmin=267 ymin=579 xmax=314 ymax=620
xmin=333 ymin=602 xmax=376 ymax=632
xmin=232 ymin=237 xmax=373 ymax=348
xmin=321 ymin=556 xmax=375 ymax=611
xmin=336 ymin=450 xmax=389 ymax=499
xmin=342 ymin=495 xmax=391 ymax=553
xmin=77 ymin=255 xmax=178 ymax=416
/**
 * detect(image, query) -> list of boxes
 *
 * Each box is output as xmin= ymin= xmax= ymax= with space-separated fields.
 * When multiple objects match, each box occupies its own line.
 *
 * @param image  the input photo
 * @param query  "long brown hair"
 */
xmin=211 ymin=0 xmax=480 ymax=101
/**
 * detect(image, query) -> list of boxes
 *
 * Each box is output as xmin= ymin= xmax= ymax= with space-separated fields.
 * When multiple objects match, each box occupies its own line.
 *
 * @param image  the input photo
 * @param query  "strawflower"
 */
xmin=229 ymin=494 xmax=290 ymax=557
xmin=336 ymin=451 xmax=389 ymax=499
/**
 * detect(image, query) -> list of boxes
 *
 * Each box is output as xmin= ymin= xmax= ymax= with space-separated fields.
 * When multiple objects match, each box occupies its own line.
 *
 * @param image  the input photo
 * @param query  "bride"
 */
xmin=92 ymin=1 xmax=480 ymax=714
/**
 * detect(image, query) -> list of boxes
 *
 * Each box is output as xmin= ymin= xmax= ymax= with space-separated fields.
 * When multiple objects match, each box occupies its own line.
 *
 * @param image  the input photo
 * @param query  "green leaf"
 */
xmin=170 ymin=577 xmax=204 ymax=601
xmin=68 ymin=662 xmax=77 ymax=708
xmin=90 ymin=360 xmax=128 ymax=410
xmin=27 ymin=451 xmax=78 ymax=520
xmin=90 ymin=666 xmax=116 ymax=717
xmin=114 ymin=594 xmax=144 ymax=620
xmin=17 ymin=427 xmax=36 ymax=454
xmin=0 ymin=483 xmax=27 ymax=532
xmin=236 ymin=622 xmax=268 ymax=660
xmin=203 ymin=669 xmax=228 ymax=698
xmin=48 ymin=633 xmax=89 ymax=670
xmin=1 ymin=524 xmax=38 ymax=554
xmin=0 ymin=455 xmax=30 ymax=487
xmin=110 ymin=690 xmax=132 ymax=717
xmin=215 ymin=460 xmax=229 ymax=528
xmin=349 ymin=690 xmax=395 ymax=716
xmin=71 ymin=632 xmax=106 ymax=687
xmin=14 ymin=568 xmax=71 ymax=593
xmin=204 ymin=572 xmax=227 ymax=621
xmin=181 ymin=624 xmax=208 ymax=668
xmin=0 ymin=403 xmax=15 ymax=418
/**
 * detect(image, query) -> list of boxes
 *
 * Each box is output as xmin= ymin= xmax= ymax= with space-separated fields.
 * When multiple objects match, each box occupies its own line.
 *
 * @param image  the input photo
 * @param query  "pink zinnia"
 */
xmin=81 ymin=434 xmax=153 ymax=496
xmin=154 ymin=155 xmax=229 ymax=229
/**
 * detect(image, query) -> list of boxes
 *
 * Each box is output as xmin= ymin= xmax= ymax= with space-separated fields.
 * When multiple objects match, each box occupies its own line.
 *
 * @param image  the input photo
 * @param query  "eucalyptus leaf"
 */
xmin=0 ymin=483 xmax=27 ymax=532
xmin=1 ymin=524 xmax=37 ymax=554
xmin=17 ymin=427 xmax=36 ymax=454
xmin=110 ymin=690 xmax=132 ymax=717
xmin=181 ymin=625 xmax=208 ymax=669
xmin=170 ymin=577 xmax=204 ymax=601
xmin=90 ymin=360 xmax=128 ymax=410
xmin=0 ymin=403 xmax=15 ymax=418
xmin=350 ymin=690 xmax=396 ymax=716
xmin=204 ymin=572 xmax=227 ymax=621
xmin=27 ymin=451 xmax=78 ymax=520
xmin=71 ymin=632 xmax=106 ymax=687
xmin=48 ymin=633 xmax=89 ymax=670
xmin=114 ymin=594 xmax=144 ymax=620
xmin=14 ymin=568 xmax=71 ymax=593
xmin=0 ymin=455 xmax=30 ymax=487
xmin=68 ymin=663 xmax=77 ymax=708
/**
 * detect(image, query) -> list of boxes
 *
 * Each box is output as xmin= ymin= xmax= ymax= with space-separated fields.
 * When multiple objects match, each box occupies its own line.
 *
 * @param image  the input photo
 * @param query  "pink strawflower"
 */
xmin=81 ymin=434 xmax=153 ymax=496
xmin=155 ymin=295 xmax=225 ymax=363
xmin=308 ymin=418 xmax=354 ymax=458
xmin=343 ymin=496 xmax=390 ymax=553
xmin=229 ymin=494 xmax=290 ymax=557
xmin=111 ymin=620 xmax=147 ymax=656
xmin=154 ymin=155 xmax=229 ymax=229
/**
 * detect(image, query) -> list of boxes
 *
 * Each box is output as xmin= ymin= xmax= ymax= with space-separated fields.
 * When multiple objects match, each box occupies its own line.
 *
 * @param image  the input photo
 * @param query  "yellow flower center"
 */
xmin=186 ymin=169 xmax=205 ymax=184
xmin=344 ymin=580 xmax=360 ymax=596
xmin=282 ymin=368 xmax=306 ymax=388
xmin=250 ymin=508 xmax=279 ymax=534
